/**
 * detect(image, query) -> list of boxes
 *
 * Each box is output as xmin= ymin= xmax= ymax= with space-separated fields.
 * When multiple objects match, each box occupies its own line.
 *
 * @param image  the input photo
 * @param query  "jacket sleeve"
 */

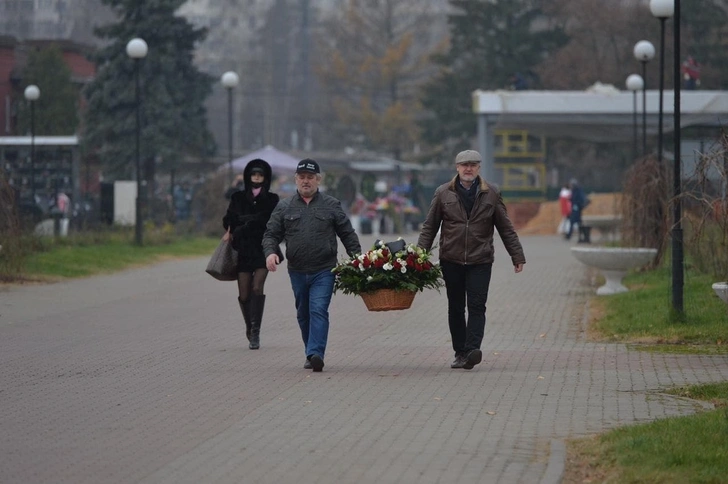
xmin=222 ymin=196 xmax=237 ymax=231
xmin=417 ymin=187 xmax=443 ymax=251
xmin=493 ymin=192 xmax=526 ymax=265
xmin=333 ymin=199 xmax=361 ymax=257
xmin=262 ymin=201 xmax=286 ymax=258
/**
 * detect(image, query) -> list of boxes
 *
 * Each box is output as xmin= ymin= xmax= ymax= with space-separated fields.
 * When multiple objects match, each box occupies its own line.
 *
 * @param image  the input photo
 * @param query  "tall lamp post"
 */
xmin=672 ymin=0 xmax=684 ymax=314
xmin=126 ymin=37 xmax=148 ymax=246
xmin=24 ymin=85 xmax=40 ymax=205
xmin=625 ymin=74 xmax=644 ymax=162
xmin=650 ymin=0 xmax=674 ymax=170
xmin=221 ymin=71 xmax=239 ymax=185
xmin=633 ymin=40 xmax=655 ymax=157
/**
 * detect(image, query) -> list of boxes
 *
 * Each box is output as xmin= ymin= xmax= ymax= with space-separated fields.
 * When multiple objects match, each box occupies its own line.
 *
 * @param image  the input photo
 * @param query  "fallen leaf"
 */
xmin=486 ymin=411 xmax=496 ymax=415
xmin=537 ymin=376 xmax=545 ymax=380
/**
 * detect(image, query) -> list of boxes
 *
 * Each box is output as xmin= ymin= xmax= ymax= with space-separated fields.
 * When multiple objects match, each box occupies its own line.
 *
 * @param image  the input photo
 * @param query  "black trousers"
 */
xmin=440 ymin=260 xmax=493 ymax=354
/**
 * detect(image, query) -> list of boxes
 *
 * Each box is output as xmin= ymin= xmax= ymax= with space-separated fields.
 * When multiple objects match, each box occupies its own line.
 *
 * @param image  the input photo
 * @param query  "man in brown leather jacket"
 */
xmin=417 ymin=150 xmax=525 ymax=370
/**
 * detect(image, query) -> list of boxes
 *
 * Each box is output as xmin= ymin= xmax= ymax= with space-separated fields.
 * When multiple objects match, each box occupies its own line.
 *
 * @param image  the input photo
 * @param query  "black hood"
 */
xmin=243 ymin=158 xmax=273 ymax=191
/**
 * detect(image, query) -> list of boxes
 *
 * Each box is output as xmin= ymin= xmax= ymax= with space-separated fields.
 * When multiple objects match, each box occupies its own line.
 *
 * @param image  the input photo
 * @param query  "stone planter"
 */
xmin=712 ymin=282 xmax=728 ymax=305
xmin=570 ymin=247 xmax=657 ymax=295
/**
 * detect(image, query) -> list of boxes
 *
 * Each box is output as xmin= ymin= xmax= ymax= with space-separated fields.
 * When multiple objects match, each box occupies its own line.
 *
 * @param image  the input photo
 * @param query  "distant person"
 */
xmin=681 ymin=55 xmax=700 ymax=90
xmin=558 ymin=183 xmax=572 ymax=235
xmin=173 ymin=182 xmax=193 ymax=221
xmin=509 ymin=72 xmax=529 ymax=90
xmin=225 ymin=174 xmax=245 ymax=200
xmin=565 ymin=178 xmax=588 ymax=241
xmin=263 ymin=159 xmax=361 ymax=372
xmin=222 ymin=159 xmax=280 ymax=350
xmin=417 ymin=150 xmax=525 ymax=371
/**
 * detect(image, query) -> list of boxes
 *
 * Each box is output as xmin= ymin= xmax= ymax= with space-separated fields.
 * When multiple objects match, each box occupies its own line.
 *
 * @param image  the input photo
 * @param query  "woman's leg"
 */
xmin=251 ymin=268 xmax=269 ymax=296
xmin=237 ymin=272 xmax=253 ymax=342
xmin=237 ymin=272 xmax=253 ymax=301
xmin=248 ymin=268 xmax=269 ymax=349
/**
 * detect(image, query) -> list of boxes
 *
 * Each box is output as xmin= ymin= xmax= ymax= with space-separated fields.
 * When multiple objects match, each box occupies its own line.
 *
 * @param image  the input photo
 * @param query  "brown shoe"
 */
xmin=463 ymin=349 xmax=482 ymax=370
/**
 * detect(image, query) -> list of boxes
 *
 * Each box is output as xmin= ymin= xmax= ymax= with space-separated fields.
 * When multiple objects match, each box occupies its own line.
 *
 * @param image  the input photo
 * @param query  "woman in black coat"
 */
xmin=222 ymin=158 xmax=280 ymax=349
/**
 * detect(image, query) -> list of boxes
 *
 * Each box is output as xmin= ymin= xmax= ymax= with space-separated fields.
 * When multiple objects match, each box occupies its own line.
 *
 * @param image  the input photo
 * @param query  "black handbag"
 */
xmin=205 ymin=238 xmax=238 ymax=281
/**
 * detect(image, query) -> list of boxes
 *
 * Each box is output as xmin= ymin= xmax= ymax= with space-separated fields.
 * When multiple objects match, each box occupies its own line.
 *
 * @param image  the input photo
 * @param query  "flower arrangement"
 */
xmin=332 ymin=239 xmax=443 ymax=296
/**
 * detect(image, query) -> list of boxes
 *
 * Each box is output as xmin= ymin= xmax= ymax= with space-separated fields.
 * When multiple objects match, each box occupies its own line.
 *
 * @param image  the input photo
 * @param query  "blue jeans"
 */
xmin=288 ymin=268 xmax=336 ymax=359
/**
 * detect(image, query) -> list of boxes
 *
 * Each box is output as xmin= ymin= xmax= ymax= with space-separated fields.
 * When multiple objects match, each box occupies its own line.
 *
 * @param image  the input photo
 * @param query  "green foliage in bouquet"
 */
xmin=332 ymin=239 xmax=444 ymax=296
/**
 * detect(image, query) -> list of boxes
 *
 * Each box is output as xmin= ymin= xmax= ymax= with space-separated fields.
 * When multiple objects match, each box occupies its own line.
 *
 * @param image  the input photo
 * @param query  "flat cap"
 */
xmin=455 ymin=150 xmax=482 ymax=164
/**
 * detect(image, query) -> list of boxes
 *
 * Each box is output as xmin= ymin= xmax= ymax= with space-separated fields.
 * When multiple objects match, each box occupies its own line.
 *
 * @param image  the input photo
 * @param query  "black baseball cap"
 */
xmin=296 ymin=159 xmax=320 ymax=174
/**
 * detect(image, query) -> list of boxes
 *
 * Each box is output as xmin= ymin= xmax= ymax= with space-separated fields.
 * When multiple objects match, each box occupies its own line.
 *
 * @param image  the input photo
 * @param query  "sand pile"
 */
xmin=519 ymin=193 xmax=622 ymax=235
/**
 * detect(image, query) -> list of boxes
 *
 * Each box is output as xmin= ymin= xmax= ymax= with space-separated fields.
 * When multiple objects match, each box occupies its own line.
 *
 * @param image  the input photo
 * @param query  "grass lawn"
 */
xmin=564 ymin=382 xmax=728 ymax=484
xmin=19 ymin=235 xmax=219 ymax=279
xmin=565 ymin=264 xmax=728 ymax=482
xmin=589 ymin=267 xmax=728 ymax=350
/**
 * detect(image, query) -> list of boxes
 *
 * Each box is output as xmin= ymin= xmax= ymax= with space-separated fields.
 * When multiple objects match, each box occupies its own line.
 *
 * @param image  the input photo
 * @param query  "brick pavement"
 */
xmin=1 ymin=234 xmax=727 ymax=484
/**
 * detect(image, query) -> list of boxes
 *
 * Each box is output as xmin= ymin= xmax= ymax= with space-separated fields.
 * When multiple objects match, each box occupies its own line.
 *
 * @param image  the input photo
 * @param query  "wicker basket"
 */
xmin=360 ymin=289 xmax=416 ymax=312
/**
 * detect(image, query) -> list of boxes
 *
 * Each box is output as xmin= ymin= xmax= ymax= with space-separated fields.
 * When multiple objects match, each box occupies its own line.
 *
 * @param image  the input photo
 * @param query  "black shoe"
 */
xmin=249 ymin=333 xmax=259 ymax=350
xmin=309 ymin=354 xmax=324 ymax=372
xmin=450 ymin=354 xmax=466 ymax=369
xmin=463 ymin=349 xmax=482 ymax=370
xmin=303 ymin=359 xmax=312 ymax=369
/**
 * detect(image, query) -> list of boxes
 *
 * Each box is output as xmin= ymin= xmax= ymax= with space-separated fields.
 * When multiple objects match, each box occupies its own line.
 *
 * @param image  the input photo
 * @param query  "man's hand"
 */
xmin=266 ymin=254 xmax=279 ymax=272
xmin=514 ymin=263 xmax=524 ymax=273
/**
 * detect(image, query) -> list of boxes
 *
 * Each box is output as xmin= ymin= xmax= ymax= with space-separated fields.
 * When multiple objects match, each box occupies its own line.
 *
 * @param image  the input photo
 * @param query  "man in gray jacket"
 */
xmin=263 ymin=159 xmax=361 ymax=372
xmin=417 ymin=150 xmax=525 ymax=370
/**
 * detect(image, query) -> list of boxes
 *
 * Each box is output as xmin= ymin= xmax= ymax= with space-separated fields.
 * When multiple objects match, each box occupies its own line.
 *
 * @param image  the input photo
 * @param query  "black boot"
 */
xmin=248 ymin=294 xmax=265 ymax=350
xmin=238 ymin=297 xmax=252 ymax=342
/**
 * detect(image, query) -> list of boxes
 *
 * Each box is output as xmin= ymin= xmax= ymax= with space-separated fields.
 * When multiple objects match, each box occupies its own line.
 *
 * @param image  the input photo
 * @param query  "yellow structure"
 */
xmin=493 ymin=129 xmax=546 ymax=201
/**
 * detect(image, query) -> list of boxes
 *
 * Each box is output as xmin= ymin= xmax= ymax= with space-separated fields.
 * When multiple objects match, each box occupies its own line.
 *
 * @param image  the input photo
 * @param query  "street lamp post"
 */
xmin=672 ymin=0 xmax=684 ymax=314
xmin=126 ymin=37 xmax=148 ymax=246
xmin=626 ymin=74 xmax=644 ymax=162
xmin=221 ymin=71 xmax=239 ymax=185
xmin=650 ymin=0 xmax=674 ymax=171
xmin=24 ymin=85 xmax=40 ymax=206
xmin=633 ymin=40 xmax=655 ymax=157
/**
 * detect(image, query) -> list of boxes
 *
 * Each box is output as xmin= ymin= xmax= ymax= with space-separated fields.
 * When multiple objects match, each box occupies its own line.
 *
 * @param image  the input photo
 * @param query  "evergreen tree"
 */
xmin=17 ymin=45 xmax=79 ymax=136
xmin=419 ymin=0 xmax=567 ymax=153
xmin=82 ymin=0 xmax=215 ymax=180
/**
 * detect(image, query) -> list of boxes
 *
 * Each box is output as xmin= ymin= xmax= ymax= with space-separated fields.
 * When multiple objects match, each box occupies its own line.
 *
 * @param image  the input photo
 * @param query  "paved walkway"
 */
xmin=1 ymin=234 xmax=727 ymax=484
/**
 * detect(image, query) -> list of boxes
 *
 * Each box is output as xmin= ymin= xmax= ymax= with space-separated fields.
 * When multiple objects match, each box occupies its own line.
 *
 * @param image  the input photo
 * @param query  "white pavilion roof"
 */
xmin=472 ymin=89 xmax=728 ymax=142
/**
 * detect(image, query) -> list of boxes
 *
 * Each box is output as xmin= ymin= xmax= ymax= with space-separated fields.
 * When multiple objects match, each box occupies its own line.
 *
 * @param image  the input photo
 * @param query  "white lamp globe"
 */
xmin=633 ymin=40 xmax=656 ymax=62
xmin=649 ymin=0 xmax=674 ymax=19
xmin=221 ymin=71 xmax=240 ymax=88
xmin=24 ymin=84 xmax=40 ymax=101
xmin=626 ymin=74 xmax=644 ymax=92
xmin=126 ymin=38 xmax=148 ymax=59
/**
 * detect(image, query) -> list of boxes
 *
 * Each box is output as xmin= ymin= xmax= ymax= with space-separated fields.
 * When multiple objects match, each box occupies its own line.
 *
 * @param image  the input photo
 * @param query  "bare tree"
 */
xmin=313 ymin=0 xmax=446 ymax=158
xmin=538 ymin=0 xmax=662 ymax=90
